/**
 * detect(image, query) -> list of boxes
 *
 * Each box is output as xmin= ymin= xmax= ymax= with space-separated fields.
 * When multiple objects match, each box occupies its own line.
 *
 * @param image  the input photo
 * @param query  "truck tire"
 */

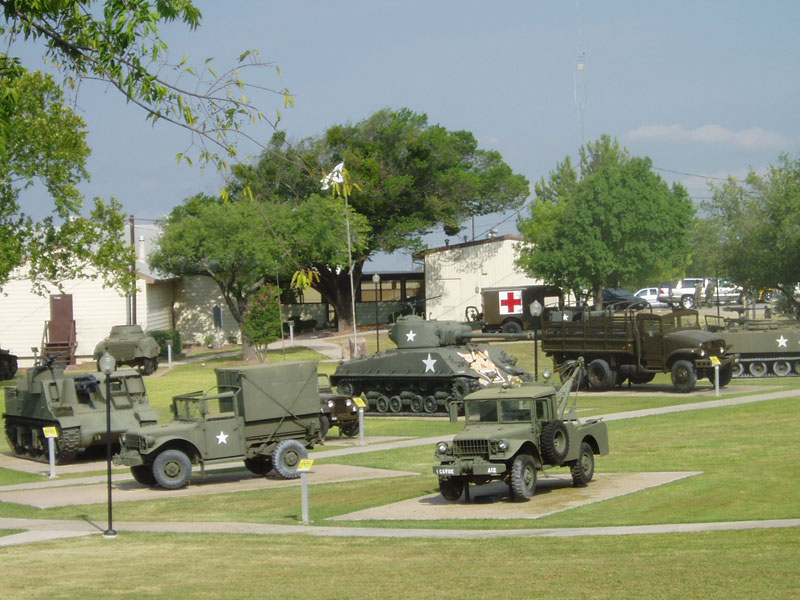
xmin=501 ymin=320 xmax=522 ymax=334
xmin=510 ymin=453 xmax=536 ymax=501
xmin=710 ymin=362 xmax=734 ymax=386
xmin=439 ymin=476 xmax=465 ymax=501
xmin=671 ymin=360 xmax=697 ymax=393
xmin=587 ymin=359 xmax=614 ymax=391
xmin=570 ymin=442 xmax=595 ymax=486
xmin=272 ymin=439 xmax=307 ymax=479
xmin=541 ymin=421 xmax=569 ymax=465
xmin=130 ymin=464 xmax=156 ymax=486
xmin=681 ymin=294 xmax=695 ymax=309
xmin=153 ymin=449 xmax=192 ymax=489
xmin=340 ymin=421 xmax=359 ymax=438
xmin=319 ymin=414 xmax=330 ymax=439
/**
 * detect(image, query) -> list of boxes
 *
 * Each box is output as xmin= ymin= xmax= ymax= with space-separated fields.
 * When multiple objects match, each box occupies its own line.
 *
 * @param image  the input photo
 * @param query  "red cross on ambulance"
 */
xmin=499 ymin=290 xmax=523 ymax=315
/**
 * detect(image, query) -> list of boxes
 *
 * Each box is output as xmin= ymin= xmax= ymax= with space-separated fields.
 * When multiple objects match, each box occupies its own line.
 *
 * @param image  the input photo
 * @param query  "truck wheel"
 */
xmin=153 ymin=449 xmax=192 ymax=489
xmin=587 ymin=359 xmax=614 ymax=391
xmin=439 ymin=477 xmax=465 ymax=501
xmin=510 ymin=454 xmax=536 ymax=501
xmin=571 ymin=442 xmax=595 ymax=486
xmin=501 ymin=320 xmax=522 ymax=334
xmin=541 ymin=421 xmax=570 ymax=465
xmin=272 ymin=439 xmax=307 ymax=479
xmin=671 ymin=360 xmax=697 ymax=393
xmin=681 ymin=295 xmax=695 ymax=309
xmin=130 ymin=464 xmax=156 ymax=486
xmin=712 ymin=363 xmax=734 ymax=386
xmin=340 ymin=421 xmax=359 ymax=438
xmin=748 ymin=361 xmax=767 ymax=377
xmin=773 ymin=360 xmax=791 ymax=377
xmin=319 ymin=414 xmax=330 ymax=439
xmin=244 ymin=457 xmax=273 ymax=475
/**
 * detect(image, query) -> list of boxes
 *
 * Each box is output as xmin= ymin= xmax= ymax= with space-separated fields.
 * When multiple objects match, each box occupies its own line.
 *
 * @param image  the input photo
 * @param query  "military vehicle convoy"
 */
xmin=329 ymin=315 xmax=533 ymax=415
xmin=3 ymin=358 xmax=159 ymax=463
xmin=0 ymin=346 xmax=18 ymax=380
xmin=93 ymin=325 xmax=160 ymax=375
xmin=542 ymin=306 xmax=734 ymax=392
xmin=705 ymin=313 xmax=800 ymax=378
xmin=433 ymin=359 xmax=609 ymax=502
xmin=115 ymin=361 xmax=325 ymax=489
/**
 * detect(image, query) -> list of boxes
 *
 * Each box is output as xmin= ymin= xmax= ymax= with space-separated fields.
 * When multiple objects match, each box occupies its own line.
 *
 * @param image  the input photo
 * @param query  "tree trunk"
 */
xmin=241 ymin=330 xmax=260 ymax=361
xmin=313 ymin=261 xmax=365 ymax=333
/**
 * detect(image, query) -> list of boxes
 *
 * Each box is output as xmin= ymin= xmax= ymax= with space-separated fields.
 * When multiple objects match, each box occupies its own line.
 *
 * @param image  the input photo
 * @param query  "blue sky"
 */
xmin=16 ymin=1 xmax=800 ymax=269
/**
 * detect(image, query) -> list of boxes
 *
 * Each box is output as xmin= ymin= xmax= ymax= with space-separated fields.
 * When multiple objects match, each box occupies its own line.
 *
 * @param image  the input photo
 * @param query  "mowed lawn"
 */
xmin=1 ymin=353 xmax=799 ymax=598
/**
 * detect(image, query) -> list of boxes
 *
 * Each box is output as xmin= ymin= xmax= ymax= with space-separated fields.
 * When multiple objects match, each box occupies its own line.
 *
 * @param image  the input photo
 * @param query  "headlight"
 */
xmin=120 ymin=433 xmax=126 ymax=445
xmin=345 ymin=399 xmax=352 ymax=407
xmin=498 ymin=440 xmax=509 ymax=451
xmin=327 ymin=400 xmax=335 ymax=408
xmin=436 ymin=442 xmax=449 ymax=454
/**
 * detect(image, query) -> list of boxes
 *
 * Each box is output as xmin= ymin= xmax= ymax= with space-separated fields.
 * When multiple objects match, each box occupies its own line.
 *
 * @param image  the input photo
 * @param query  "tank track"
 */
xmin=336 ymin=376 xmax=481 ymax=416
xmin=3 ymin=418 xmax=81 ymax=463
xmin=732 ymin=355 xmax=800 ymax=378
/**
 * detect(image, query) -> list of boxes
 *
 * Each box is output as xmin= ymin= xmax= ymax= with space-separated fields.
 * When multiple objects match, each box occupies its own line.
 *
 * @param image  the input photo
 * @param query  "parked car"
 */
xmin=708 ymin=278 xmax=743 ymax=305
xmin=634 ymin=287 xmax=667 ymax=307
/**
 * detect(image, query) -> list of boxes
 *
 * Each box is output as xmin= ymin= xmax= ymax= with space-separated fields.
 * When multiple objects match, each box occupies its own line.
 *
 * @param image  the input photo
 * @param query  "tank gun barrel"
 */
xmin=459 ymin=331 xmax=535 ymax=342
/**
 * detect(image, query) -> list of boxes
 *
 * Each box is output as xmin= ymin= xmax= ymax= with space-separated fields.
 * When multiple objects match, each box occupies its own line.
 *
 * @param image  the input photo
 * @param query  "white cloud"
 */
xmin=627 ymin=124 xmax=789 ymax=149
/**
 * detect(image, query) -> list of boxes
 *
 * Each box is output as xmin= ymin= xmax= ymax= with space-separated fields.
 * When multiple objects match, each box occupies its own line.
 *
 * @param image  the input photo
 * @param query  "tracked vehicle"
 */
xmin=705 ymin=313 xmax=800 ymax=377
xmin=330 ymin=315 xmax=532 ymax=415
xmin=93 ymin=324 xmax=160 ymax=375
xmin=3 ymin=358 xmax=159 ymax=463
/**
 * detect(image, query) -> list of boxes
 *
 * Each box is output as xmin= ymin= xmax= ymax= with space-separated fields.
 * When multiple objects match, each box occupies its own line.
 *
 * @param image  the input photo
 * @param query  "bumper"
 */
xmin=433 ymin=460 xmax=506 ymax=478
xmin=113 ymin=448 xmax=145 ymax=467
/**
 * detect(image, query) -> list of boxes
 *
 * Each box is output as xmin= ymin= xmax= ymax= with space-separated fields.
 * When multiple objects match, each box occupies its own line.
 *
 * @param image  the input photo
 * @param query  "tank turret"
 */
xmin=330 ymin=316 xmax=533 ymax=415
xmin=3 ymin=361 xmax=159 ymax=463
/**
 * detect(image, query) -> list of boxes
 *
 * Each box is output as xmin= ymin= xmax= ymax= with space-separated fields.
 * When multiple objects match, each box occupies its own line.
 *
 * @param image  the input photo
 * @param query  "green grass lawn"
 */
xmin=2 ymin=350 xmax=799 ymax=598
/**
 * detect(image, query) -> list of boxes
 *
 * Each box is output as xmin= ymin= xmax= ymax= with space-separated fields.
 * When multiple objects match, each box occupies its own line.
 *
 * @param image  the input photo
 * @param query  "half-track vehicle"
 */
xmin=433 ymin=359 xmax=609 ymax=502
xmin=542 ymin=306 xmax=734 ymax=393
xmin=329 ymin=315 xmax=533 ymax=415
xmin=0 ymin=346 xmax=18 ymax=380
xmin=3 ymin=357 xmax=158 ymax=463
xmin=705 ymin=312 xmax=800 ymax=378
xmin=93 ymin=324 xmax=160 ymax=375
xmin=114 ymin=361 xmax=325 ymax=489
xmin=318 ymin=373 xmax=360 ymax=437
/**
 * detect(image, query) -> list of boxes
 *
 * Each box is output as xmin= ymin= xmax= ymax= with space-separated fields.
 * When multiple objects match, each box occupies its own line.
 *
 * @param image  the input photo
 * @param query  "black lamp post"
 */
xmin=99 ymin=351 xmax=117 ymax=538
xmin=372 ymin=273 xmax=381 ymax=352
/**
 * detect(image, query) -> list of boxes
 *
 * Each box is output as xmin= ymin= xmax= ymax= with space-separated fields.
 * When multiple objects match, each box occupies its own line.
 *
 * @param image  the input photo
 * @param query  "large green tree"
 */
xmin=0 ymin=0 xmax=289 ymax=292
xmin=0 ymin=68 xmax=132 ymax=292
xmin=229 ymin=108 xmax=530 ymax=328
xmin=702 ymin=154 xmax=800 ymax=311
xmin=149 ymin=193 xmax=369 ymax=358
xmin=516 ymin=135 xmax=694 ymax=304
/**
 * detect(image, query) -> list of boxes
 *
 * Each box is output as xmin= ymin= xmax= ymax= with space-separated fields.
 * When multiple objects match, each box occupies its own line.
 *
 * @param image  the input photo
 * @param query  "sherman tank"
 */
xmin=3 ymin=357 xmax=159 ymax=463
xmin=705 ymin=313 xmax=800 ymax=378
xmin=329 ymin=315 xmax=533 ymax=414
xmin=0 ymin=346 xmax=18 ymax=380
xmin=93 ymin=324 xmax=160 ymax=375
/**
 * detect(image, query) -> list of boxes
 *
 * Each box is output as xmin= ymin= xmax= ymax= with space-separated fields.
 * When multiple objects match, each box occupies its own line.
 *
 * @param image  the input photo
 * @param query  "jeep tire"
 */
xmin=153 ymin=449 xmax=192 ymax=489
xmin=510 ymin=453 xmax=537 ymax=501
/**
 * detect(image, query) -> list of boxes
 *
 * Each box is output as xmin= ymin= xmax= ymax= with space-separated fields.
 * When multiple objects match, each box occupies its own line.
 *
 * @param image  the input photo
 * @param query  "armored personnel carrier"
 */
xmin=3 ymin=358 xmax=159 ymax=463
xmin=705 ymin=313 xmax=800 ymax=378
xmin=329 ymin=315 xmax=533 ymax=415
xmin=0 ymin=346 xmax=18 ymax=380
xmin=93 ymin=324 xmax=160 ymax=375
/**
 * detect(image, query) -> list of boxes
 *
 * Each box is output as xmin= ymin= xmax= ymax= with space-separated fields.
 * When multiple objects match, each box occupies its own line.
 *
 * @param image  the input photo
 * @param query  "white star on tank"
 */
xmin=422 ymin=353 xmax=437 ymax=373
xmin=216 ymin=431 xmax=229 ymax=444
xmin=406 ymin=330 xmax=416 ymax=342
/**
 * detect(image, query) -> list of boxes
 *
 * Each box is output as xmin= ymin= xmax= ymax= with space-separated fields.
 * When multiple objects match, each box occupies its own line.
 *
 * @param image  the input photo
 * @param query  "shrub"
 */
xmin=149 ymin=329 xmax=182 ymax=357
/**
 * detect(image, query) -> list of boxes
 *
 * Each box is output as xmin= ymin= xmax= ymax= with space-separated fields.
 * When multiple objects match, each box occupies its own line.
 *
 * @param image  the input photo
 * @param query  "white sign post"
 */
xmin=712 ymin=358 xmax=720 ymax=397
xmin=43 ymin=426 xmax=59 ymax=478
xmin=297 ymin=459 xmax=314 ymax=524
xmin=353 ymin=398 xmax=367 ymax=446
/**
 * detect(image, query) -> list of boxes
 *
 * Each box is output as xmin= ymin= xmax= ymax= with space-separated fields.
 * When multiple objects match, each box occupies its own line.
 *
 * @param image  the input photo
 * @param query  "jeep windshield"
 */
xmin=660 ymin=313 xmax=700 ymax=331
xmin=172 ymin=396 xmax=203 ymax=420
xmin=465 ymin=398 xmax=536 ymax=423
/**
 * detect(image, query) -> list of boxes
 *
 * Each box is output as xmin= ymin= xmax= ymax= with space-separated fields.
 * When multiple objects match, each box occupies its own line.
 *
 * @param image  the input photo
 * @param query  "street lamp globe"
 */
xmin=99 ymin=352 xmax=116 ymax=375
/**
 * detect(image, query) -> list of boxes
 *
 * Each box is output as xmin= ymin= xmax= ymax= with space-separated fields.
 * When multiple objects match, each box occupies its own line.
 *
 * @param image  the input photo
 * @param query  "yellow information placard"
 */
xmin=710 ymin=356 xmax=720 ymax=365
xmin=353 ymin=397 xmax=367 ymax=408
xmin=297 ymin=459 xmax=314 ymax=472
xmin=42 ymin=426 xmax=59 ymax=438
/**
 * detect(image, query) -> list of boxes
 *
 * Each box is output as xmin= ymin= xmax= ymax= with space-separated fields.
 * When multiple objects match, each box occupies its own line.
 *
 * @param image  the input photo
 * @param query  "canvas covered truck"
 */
xmin=114 ymin=361 xmax=324 ymax=489
xmin=542 ymin=306 xmax=735 ymax=393
xmin=433 ymin=359 xmax=608 ymax=502
xmin=469 ymin=285 xmax=562 ymax=333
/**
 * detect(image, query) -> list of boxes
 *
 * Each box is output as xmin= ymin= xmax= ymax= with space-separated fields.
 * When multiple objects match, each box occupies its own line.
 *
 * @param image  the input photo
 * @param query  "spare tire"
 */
xmin=541 ymin=420 xmax=570 ymax=465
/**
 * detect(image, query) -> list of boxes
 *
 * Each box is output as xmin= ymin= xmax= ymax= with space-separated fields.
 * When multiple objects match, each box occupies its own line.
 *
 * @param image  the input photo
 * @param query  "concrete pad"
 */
xmin=330 ymin=471 xmax=702 ymax=521
xmin=0 ymin=464 xmax=420 ymax=509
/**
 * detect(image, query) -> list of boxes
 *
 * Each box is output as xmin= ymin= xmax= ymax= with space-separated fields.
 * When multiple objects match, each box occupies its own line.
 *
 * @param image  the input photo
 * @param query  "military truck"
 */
xmin=469 ymin=285 xmax=562 ymax=333
xmin=114 ymin=361 xmax=324 ymax=489
xmin=0 ymin=346 xmax=18 ymax=380
xmin=4 ymin=357 xmax=159 ymax=463
xmin=318 ymin=373 xmax=360 ymax=437
xmin=542 ymin=306 xmax=734 ymax=392
xmin=433 ymin=359 xmax=608 ymax=502
xmin=93 ymin=325 xmax=160 ymax=375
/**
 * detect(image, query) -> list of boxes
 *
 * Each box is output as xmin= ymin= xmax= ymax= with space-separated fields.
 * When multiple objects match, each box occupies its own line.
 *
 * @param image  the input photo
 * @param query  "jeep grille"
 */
xmin=454 ymin=439 xmax=488 ymax=457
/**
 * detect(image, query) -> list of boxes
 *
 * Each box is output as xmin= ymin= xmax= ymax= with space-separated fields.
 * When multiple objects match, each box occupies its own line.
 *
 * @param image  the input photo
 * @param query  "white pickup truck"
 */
xmin=660 ymin=278 xmax=743 ymax=309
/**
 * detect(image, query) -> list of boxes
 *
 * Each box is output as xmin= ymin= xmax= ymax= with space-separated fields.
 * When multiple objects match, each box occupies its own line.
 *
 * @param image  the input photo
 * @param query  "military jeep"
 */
xmin=433 ymin=359 xmax=609 ymax=502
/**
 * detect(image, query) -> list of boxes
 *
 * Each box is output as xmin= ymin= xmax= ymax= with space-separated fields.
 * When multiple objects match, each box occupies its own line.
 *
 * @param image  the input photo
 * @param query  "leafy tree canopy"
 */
xmin=516 ymin=135 xmax=695 ymax=303
xmin=702 ymin=153 xmax=800 ymax=309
